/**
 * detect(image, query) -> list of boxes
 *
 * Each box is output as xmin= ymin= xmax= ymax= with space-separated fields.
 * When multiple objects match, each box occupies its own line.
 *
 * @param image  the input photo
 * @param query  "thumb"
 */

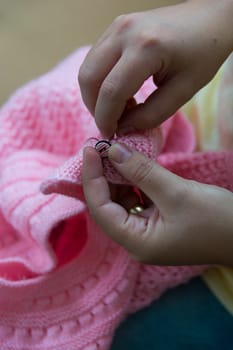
xmin=118 ymin=74 xmax=192 ymax=131
xmin=108 ymin=142 xmax=184 ymax=210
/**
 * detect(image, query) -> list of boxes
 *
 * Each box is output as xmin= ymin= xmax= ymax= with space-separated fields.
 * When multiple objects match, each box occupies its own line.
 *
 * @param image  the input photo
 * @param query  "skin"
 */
xmin=82 ymin=144 xmax=233 ymax=266
xmin=78 ymin=0 xmax=233 ymax=138
xmin=80 ymin=0 xmax=233 ymax=266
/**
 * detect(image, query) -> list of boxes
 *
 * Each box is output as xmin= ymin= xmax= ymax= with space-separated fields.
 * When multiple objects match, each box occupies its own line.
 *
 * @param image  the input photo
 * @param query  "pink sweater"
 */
xmin=0 ymin=47 xmax=232 ymax=350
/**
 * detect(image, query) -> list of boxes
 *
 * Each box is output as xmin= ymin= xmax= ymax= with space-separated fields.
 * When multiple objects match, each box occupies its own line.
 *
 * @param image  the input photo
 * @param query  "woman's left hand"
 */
xmin=82 ymin=143 xmax=233 ymax=266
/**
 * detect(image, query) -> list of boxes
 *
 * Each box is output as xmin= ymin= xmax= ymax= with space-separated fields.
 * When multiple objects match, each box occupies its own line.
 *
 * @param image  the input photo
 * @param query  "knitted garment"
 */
xmin=0 ymin=47 xmax=232 ymax=350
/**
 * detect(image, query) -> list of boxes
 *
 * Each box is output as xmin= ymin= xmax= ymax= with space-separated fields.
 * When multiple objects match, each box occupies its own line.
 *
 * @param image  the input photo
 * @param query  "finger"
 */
xmin=78 ymin=40 xmax=121 ymax=116
xmin=82 ymin=147 xmax=111 ymax=207
xmin=118 ymin=73 xmax=193 ymax=132
xmin=82 ymin=147 xmax=152 ymax=254
xmin=95 ymin=48 xmax=162 ymax=138
xmin=108 ymin=142 xmax=185 ymax=213
xmin=94 ymin=15 xmax=127 ymax=47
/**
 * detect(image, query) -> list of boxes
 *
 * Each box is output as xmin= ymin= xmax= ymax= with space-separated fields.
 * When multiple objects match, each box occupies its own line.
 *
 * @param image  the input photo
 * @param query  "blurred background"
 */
xmin=0 ymin=0 xmax=181 ymax=105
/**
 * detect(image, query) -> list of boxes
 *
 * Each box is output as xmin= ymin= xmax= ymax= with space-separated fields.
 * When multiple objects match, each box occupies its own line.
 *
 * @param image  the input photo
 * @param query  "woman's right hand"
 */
xmin=79 ymin=0 xmax=233 ymax=138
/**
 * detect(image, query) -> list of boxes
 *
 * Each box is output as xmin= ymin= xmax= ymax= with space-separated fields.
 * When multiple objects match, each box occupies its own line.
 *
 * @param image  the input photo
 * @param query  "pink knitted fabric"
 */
xmin=0 ymin=46 xmax=232 ymax=350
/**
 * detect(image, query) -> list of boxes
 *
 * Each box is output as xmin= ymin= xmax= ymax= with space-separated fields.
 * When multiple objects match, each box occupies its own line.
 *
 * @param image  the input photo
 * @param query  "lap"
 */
xmin=111 ymin=277 xmax=233 ymax=349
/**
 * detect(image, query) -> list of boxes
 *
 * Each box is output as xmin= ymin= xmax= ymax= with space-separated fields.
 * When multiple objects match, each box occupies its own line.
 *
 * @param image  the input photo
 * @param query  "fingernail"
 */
xmin=109 ymin=143 xmax=132 ymax=164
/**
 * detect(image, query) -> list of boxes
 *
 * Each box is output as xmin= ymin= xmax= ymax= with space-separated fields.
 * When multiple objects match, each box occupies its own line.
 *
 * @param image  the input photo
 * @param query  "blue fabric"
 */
xmin=111 ymin=277 xmax=233 ymax=349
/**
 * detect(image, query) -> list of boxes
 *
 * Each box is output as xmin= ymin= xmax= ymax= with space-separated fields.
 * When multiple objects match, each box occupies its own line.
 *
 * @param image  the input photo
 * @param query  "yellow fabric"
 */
xmin=181 ymin=56 xmax=233 ymax=315
xmin=182 ymin=68 xmax=222 ymax=151
xmin=203 ymin=268 xmax=233 ymax=314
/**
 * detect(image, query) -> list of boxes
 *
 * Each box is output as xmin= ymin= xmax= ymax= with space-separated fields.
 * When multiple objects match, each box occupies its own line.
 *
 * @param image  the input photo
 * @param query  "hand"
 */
xmin=82 ymin=143 xmax=233 ymax=266
xmin=79 ymin=0 xmax=233 ymax=138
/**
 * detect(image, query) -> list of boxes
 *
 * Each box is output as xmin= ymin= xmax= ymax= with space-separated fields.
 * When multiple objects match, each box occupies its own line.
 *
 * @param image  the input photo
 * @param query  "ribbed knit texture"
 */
xmin=0 ymin=46 xmax=232 ymax=350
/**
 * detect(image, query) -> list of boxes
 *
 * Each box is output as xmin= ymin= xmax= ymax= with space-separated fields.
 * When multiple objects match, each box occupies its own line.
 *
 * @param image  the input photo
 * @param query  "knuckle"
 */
xmin=114 ymin=14 xmax=127 ymax=25
xmin=122 ymin=213 xmax=159 ymax=264
xmin=121 ymin=217 xmax=150 ymax=258
xmin=114 ymin=13 xmax=136 ymax=33
xmin=121 ymin=218 xmax=140 ymax=247
xmin=78 ymin=64 xmax=95 ymax=87
xmin=138 ymin=31 xmax=160 ymax=50
xmin=100 ymin=79 xmax=120 ymax=100
xmin=131 ymin=158 xmax=154 ymax=185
